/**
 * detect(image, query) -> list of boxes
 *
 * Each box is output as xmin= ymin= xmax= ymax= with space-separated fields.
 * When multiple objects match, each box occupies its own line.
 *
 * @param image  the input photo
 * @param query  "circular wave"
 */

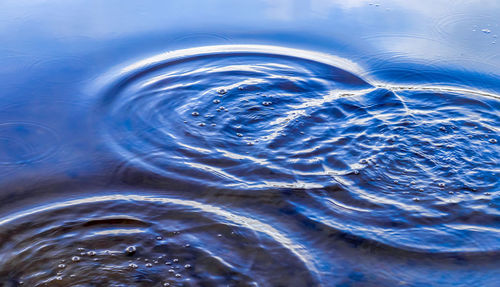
xmin=0 ymin=122 xmax=59 ymax=165
xmin=289 ymin=86 xmax=500 ymax=253
xmin=0 ymin=194 xmax=317 ymax=286
xmin=98 ymin=45 xmax=500 ymax=253
xmin=99 ymin=45 xmax=372 ymax=189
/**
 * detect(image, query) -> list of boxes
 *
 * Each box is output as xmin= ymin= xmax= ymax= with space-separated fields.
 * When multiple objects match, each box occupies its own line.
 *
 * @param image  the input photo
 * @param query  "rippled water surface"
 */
xmin=1 ymin=1 xmax=499 ymax=286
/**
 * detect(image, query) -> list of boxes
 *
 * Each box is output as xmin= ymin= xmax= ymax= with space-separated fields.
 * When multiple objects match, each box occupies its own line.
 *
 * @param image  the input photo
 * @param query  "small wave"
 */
xmin=0 ymin=194 xmax=318 ymax=286
xmin=96 ymin=45 xmax=499 ymax=254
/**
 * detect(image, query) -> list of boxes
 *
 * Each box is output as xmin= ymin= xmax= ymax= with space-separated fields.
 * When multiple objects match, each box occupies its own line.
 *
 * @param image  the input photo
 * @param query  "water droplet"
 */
xmin=156 ymin=236 xmax=163 ymax=240
xmin=175 ymin=274 xmax=182 ymax=278
xmin=165 ymin=261 xmax=172 ymax=265
xmin=146 ymin=263 xmax=153 ymax=267
xmin=353 ymin=170 xmax=360 ymax=175
xmin=213 ymin=99 xmax=221 ymax=104
xmin=56 ymin=276 xmax=63 ymax=281
xmin=191 ymin=111 xmax=199 ymax=116
xmin=217 ymin=88 xmax=227 ymax=95
xmin=173 ymin=258 xmax=179 ymax=263
xmin=168 ymin=269 xmax=175 ymax=273
xmin=129 ymin=263 xmax=138 ymax=269
xmin=236 ymin=133 xmax=243 ymax=137
xmin=438 ymin=183 xmax=446 ymax=188
xmin=199 ymin=122 xmax=206 ymax=127
xmin=262 ymin=101 xmax=272 ymax=106
xmin=71 ymin=256 xmax=80 ymax=262
xmin=163 ymin=283 xmax=171 ymax=287
xmin=87 ymin=251 xmax=96 ymax=256
xmin=58 ymin=264 xmax=66 ymax=269
xmin=482 ymin=28 xmax=491 ymax=34
xmin=184 ymin=264 xmax=192 ymax=269
xmin=125 ymin=246 xmax=137 ymax=256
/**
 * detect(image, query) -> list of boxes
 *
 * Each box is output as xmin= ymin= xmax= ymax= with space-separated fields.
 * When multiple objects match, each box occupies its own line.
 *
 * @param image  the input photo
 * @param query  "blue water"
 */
xmin=0 ymin=1 xmax=499 ymax=286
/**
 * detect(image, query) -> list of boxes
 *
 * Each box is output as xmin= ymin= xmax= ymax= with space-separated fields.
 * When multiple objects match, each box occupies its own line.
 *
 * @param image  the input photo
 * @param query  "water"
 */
xmin=0 ymin=1 xmax=499 ymax=286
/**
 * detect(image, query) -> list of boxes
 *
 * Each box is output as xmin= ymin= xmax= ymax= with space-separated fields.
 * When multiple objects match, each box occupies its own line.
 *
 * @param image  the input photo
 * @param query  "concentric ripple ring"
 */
xmin=0 ymin=193 xmax=318 ymax=286
xmin=97 ymin=45 xmax=500 ymax=254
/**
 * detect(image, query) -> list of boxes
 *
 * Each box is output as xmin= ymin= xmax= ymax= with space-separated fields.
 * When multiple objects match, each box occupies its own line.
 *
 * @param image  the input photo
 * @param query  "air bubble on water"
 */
xmin=165 ymin=261 xmax=172 ymax=265
xmin=489 ymin=138 xmax=497 ymax=143
xmin=236 ymin=133 xmax=243 ymax=137
xmin=185 ymin=243 xmax=191 ymax=247
xmin=173 ymin=258 xmax=179 ymax=263
xmin=438 ymin=183 xmax=446 ymax=188
xmin=58 ymin=264 xmax=66 ymax=269
xmin=87 ymin=251 xmax=96 ymax=256
xmin=439 ymin=126 xmax=446 ymax=132
xmin=199 ymin=122 xmax=206 ymax=127
xmin=213 ymin=99 xmax=221 ymax=104
xmin=211 ymin=123 xmax=216 ymax=127
xmin=125 ymin=245 xmax=137 ymax=256
xmin=56 ymin=276 xmax=63 ymax=281
xmin=168 ymin=269 xmax=175 ymax=273
xmin=163 ymin=283 xmax=170 ymax=287
xmin=146 ymin=263 xmax=153 ymax=268
xmin=482 ymin=29 xmax=491 ymax=34
xmin=353 ymin=170 xmax=360 ymax=175
xmin=262 ymin=101 xmax=272 ymax=106
xmin=184 ymin=264 xmax=191 ymax=269
xmin=129 ymin=263 xmax=138 ymax=269
xmin=412 ymin=198 xmax=420 ymax=202
xmin=191 ymin=111 xmax=199 ymax=116
xmin=156 ymin=236 xmax=163 ymax=240
xmin=71 ymin=256 xmax=80 ymax=262
xmin=218 ymin=88 xmax=227 ymax=95
xmin=175 ymin=274 xmax=182 ymax=278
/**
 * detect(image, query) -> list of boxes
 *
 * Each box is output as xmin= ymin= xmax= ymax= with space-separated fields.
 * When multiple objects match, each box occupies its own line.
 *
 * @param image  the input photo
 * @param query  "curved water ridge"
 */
xmin=292 ymin=87 xmax=500 ymax=253
xmin=100 ymin=45 xmax=500 ymax=253
xmin=100 ymin=45 xmax=372 ymax=189
xmin=0 ymin=194 xmax=317 ymax=286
